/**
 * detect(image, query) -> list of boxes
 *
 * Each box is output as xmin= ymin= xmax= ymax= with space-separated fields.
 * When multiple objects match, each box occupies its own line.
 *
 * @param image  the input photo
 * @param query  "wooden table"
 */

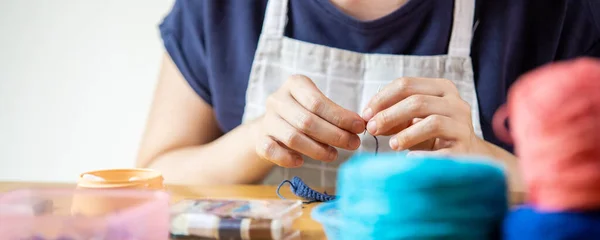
xmin=0 ymin=182 xmax=526 ymax=240
xmin=0 ymin=181 xmax=329 ymax=239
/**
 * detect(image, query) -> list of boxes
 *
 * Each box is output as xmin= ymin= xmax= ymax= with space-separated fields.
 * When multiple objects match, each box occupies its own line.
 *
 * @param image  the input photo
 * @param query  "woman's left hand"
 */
xmin=362 ymin=77 xmax=487 ymax=155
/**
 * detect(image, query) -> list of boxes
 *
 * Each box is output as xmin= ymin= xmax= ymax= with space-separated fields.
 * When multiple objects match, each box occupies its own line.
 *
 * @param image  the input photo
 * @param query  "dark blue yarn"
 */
xmin=363 ymin=130 xmax=379 ymax=155
xmin=275 ymin=133 xmax=377 ymax=204
xmin=373 ymin=135 xmax=379 ymax=155
xmin=276 ymin=176 xmax=337 ymax=204
xmin=503 ymin=205 xmax=600 ymax=240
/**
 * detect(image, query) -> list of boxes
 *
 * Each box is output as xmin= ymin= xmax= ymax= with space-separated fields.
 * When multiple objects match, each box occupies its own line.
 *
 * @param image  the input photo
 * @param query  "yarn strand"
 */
xmin=373 ymin=135 xmax=379 ymax=155
xmin=363 ymin=129 xmax=379 ymax=155
xmin=276 ymin=180 xmax=293 ymax=199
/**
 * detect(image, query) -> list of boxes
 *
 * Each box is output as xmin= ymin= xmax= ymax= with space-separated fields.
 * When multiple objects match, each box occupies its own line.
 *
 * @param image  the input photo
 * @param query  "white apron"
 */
xmin=242 ymin=0 xmax=482 ymax=187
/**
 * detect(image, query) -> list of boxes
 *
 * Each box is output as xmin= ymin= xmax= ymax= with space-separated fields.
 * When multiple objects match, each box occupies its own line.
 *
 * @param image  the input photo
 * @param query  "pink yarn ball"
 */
xmin=493 ymin=57 xmax=600 ymax=211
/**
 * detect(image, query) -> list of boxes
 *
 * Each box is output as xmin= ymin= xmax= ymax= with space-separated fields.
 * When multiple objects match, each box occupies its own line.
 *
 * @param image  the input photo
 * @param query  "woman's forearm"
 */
xmin=483 ymin=141 xmax=525 ymax=194
xmin=148 ymin=121 xmax=275 ymax=185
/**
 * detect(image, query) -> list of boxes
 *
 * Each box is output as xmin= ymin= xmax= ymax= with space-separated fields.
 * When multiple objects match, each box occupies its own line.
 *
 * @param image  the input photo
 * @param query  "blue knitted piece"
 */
xmin=276 ymin=133 xmax=378 ymax=204
xmin=276 ymin=176 xmax=336 ymax=204
xmin=503 ymin=205 xmax=600 ymax=240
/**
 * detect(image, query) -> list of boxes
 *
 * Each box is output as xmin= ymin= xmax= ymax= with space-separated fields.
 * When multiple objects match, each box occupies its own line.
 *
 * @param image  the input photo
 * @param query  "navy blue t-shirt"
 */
xmin=159 ymin=0 xmax=600 ymax=152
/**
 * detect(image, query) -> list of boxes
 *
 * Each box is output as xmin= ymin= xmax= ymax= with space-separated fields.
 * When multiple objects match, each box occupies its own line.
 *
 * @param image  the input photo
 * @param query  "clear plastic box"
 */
xmin=0 ymin=188 xmax=170 ymax=240
xmin=169 ymin=198 xmax=303 ymax=240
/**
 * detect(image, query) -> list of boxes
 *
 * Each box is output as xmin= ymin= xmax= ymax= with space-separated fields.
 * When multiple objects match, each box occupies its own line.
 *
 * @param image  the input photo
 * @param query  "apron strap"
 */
xmin=260 ymin=0 xmax=289 ymax=39
xmin=448 ymin=0 xmax=476 ymax=57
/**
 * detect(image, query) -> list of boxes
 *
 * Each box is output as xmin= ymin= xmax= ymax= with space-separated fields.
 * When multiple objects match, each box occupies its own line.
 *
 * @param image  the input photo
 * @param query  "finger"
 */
xmin=287 ymin=75 xmax=365 ymax=134
xmin=274 ymin=94 xmax=361 ymax=150
xmin=265 ymin=114 xmax=337 ymax=162
xmin=373 ymin=117 xmax=422 ymax=138
xmin=256 ymin=135 xmax=303 ymax=168
xmin=367 ymin=95 xmax=456 ymax=135
xmin=409 ymin=139 xmax=436 ymax=151
xmin=404 ymin=118 xmax=436 ymax=151
xmin=363 ymin=77 xmax=459 ymax=121
xmin=389 ymin=115 xmax=469 ymax=151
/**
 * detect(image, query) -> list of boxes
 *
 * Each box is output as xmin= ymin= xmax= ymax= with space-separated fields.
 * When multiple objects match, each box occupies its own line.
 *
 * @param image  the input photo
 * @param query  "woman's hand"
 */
xmin=254 ymin=75 xmax=366 ymax=168
xmin=362 ymin=77 xmax=487 ymax=155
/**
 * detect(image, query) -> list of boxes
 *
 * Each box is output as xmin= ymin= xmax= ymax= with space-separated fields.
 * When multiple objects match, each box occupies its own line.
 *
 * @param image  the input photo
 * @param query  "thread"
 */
xmin=276 ymin=176 xmax=336 ymax=204
xmin=362 ymin=129 xmax=379 ymax=155
xmin=503 ymin=205 xmax=600 ymax=240
xmin=334 ymin=152 xmax=508 ymax=240
xmin=493 ymin=57 xmax=600 ymax=211
xmin=373 ymin=135 xmax=379 ymax=155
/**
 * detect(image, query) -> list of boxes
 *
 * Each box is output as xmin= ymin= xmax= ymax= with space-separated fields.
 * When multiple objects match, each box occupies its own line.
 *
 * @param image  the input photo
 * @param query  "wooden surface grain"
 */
xmin=0 ymin=181 xmax=526 ymax=240
xmin=0 ymin=181 xmax=328 ymax=239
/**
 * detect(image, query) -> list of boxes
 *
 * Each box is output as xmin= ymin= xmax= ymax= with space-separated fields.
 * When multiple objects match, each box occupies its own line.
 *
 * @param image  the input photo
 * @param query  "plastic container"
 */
xmin=74 ymin=168 xmax=165 ymax=216
xmin=311 ymin=201 xmax=341 ymax=240
xmin=170 ymin=198 xmax=303 ymax=240
xmin=77 ymin=168 xmax=164 ymax=190
xmin=0 ymin=188 xmax=170 ymax=240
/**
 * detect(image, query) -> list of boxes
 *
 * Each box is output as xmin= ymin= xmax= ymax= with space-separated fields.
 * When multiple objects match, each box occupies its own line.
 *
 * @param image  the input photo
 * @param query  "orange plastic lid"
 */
xmin=77 ymin=168 xmax=164 ymax=189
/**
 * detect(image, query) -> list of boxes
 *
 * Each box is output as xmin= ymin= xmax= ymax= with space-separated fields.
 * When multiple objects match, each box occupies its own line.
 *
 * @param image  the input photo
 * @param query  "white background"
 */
xmin=0 ymin=0 xmax=175 ymax=182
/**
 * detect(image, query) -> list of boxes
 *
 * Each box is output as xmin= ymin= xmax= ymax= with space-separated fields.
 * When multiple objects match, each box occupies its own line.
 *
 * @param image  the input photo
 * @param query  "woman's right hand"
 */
xmin=254 ymin=75 xmax=366 ymax=168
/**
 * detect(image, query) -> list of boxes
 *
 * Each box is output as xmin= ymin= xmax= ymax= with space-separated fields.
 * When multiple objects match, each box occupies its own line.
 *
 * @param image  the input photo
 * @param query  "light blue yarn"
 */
xmin=339 ymin=152 xmax=506 ymax=191
xmin=341 ymin=189 xmax=506 ymax=222
xmin=330 ymin=152 xmax=507 ymax=240
xmin=341 ymin=220 xmax=499 ymax=240
xmin=313 ymin=201 xmax=502 ymax=240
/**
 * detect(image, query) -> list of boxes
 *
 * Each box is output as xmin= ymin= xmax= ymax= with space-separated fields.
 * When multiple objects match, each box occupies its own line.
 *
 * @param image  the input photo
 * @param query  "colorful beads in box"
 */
xmin=313 ymin=152 xmax=508 ymax=240
xmin=493 ymin=57 xmax=600 ymax=211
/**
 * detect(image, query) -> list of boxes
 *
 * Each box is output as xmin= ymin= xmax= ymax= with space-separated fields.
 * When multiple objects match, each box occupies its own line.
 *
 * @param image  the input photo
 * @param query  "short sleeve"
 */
xmin=159 ymin=0 xmax=212 ymax=105
xmin=585 ymin=0 xmax=600 ymax=57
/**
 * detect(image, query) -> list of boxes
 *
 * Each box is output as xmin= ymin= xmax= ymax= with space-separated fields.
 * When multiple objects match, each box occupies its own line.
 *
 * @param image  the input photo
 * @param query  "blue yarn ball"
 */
xmin=341 ymin=186 xmax=506 ymax=222
xmin=336 ymin=152 xmax=508 ymax=240
xmin=338 ymin=153 xmax=506 ymax=191
xmin=503 ymin=205 xmax=600 ymax=240
xmin=341 ymin=220 xmax=500 ymax=240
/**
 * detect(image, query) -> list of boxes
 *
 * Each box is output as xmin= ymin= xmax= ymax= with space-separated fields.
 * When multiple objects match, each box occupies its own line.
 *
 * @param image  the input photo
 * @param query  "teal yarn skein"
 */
xmin=336 ymin=152 xmax=508 ymax=240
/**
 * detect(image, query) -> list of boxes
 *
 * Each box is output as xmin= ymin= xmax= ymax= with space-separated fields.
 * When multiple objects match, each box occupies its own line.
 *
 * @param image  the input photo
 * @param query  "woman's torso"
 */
xmin=159 ymin=0 xmax=600 ymax=153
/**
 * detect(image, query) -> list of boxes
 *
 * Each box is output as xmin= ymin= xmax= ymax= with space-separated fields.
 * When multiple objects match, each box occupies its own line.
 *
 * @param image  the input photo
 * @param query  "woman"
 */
xmin=136 ymin=0 xmax=600 ymax=191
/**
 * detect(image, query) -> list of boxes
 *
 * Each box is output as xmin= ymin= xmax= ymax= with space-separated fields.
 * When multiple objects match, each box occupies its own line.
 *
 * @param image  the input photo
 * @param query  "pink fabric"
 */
xmin=493 ymin=57 xmax=600 ymax=211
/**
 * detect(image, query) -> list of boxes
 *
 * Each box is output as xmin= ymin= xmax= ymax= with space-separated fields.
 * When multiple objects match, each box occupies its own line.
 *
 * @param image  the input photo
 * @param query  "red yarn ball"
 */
xmin=494 ymin=57 xmax=600 ymax=211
